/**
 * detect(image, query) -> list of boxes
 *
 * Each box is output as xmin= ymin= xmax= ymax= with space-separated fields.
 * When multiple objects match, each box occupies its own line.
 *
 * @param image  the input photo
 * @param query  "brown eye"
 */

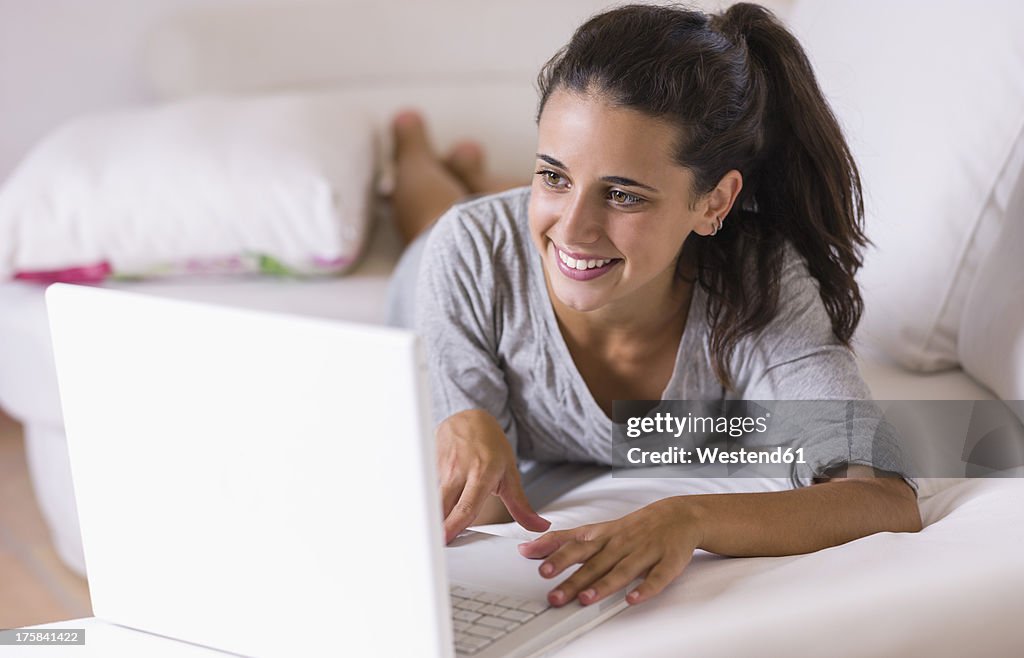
xmin=610 ymin=190 xmax=643 ymax=207
xmin=535 ymin=170 xmax=567 ymax=188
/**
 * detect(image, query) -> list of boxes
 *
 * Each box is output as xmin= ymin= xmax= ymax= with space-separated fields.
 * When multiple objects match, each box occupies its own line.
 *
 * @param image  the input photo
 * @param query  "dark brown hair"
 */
xmin=536 ymin=3 xmax=867 ymax=391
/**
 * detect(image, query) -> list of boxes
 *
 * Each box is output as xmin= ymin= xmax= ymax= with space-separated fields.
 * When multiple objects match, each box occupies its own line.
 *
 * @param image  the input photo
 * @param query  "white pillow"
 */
xmin=788 ymin=0 xmax=1024 ymax=372
xmin=958 ymin=131 xmax=1024 ymax=400
xmin=0 ymin=92 xmax=377 ymax=281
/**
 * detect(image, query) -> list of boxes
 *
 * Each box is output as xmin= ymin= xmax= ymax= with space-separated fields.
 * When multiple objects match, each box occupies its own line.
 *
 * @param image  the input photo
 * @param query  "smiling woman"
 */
xmin=383 ymin=2 xmax=921 ymax=610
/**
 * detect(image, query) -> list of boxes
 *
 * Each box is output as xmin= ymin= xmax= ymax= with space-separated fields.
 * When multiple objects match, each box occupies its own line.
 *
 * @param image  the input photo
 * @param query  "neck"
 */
xmin=546 ymin=263 xmax=694 ymax=353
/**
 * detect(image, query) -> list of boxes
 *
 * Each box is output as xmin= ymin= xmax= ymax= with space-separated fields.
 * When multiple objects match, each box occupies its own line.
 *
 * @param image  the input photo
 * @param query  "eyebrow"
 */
xmin=536 ymin=153 xmax=660 ymax=193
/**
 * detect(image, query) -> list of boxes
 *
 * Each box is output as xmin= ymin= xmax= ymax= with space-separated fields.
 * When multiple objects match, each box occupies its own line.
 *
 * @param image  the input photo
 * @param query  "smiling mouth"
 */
xmin=556 ymin=248 xmax=620 ymax=271
xmin=551 ymin=245 xmax=622 ymax=281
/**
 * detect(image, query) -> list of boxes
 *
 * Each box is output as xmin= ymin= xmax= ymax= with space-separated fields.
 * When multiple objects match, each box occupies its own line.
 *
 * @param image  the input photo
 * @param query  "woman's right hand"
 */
xmin=436 ymin=409 xmax=551 ymax=543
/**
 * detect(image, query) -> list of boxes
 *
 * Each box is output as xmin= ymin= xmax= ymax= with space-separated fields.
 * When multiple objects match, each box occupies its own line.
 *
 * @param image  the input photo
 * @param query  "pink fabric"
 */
xmin=14 ymin=262 xmax=112 ymax=284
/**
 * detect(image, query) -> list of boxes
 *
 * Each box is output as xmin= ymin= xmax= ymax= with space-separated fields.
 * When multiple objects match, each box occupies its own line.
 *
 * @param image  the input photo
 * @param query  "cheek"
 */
xmin=527 ymin=194 xmax=559 ymax=244
xmin=610 ymin=217 xmax=688 ymax=263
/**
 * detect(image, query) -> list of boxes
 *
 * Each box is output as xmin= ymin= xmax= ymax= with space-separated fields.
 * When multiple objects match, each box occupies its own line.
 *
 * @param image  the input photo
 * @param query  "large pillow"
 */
xmin=0 ymin=92 xmax=378 ymax=282
xmin=788 ymin=0 xmax=1024 ymax=372
xmin=958 ymin=132 xmax=1024 ymax=400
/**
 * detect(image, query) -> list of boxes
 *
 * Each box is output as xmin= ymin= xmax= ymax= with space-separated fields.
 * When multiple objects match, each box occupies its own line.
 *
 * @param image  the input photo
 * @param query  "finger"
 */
xmin=498 ymin=470 xmax=551 ymax=533
xmin=545 ymin=548 xmax=623 ymax=607
xmin=517 ymin=529 xmax=574 ymax=559
xmin=625 ymin=553 xmax=692 ymax=605
xmin=537 ymin=531 xmax=608 ymax=582
xmin=440 ymin=478 xmax=464 ymax=520
xmin=443 ymin=475 xmax=492 ymax=543
xmin=577 ymin=554 xmax=656 ymax=606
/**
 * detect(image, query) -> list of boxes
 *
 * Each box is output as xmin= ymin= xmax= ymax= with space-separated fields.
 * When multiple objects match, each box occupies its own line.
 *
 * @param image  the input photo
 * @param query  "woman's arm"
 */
xmin=518 ymin=465 xmax=921 ymax=607
xmin=694 ymin=465 xmax=920 ymax=557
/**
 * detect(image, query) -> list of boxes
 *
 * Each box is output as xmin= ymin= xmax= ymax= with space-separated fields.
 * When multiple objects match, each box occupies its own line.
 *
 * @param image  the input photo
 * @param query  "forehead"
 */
xmin=537 ymin=88 xmax=681 ymax=168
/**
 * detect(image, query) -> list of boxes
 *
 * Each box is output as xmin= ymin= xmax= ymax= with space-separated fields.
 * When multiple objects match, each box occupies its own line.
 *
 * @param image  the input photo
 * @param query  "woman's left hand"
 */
xmin=517 ymin=496 xmax=704 ymax=607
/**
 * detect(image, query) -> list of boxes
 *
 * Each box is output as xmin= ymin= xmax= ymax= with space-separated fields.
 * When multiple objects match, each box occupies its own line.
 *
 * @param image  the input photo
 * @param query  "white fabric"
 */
xmin=23 ymin=478 xmax=1024 ymax=658
xmin=0 ymin=92 xmax=377 ymax=278
xmin=787 ymin=0 xmax=1024 ymax=372
xmin=142 ymin=0 xmax=791 ymax=187
xmin=485 ymin=474 xmax=1024 ymax=658
xmin=145 ymin=1 xmax=793 ymax=100
xmin=958 ymin=131 xmax=1024 ymax=400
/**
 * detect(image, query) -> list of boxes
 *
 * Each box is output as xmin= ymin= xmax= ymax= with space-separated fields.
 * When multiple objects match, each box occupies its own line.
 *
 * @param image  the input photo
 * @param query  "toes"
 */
xmin=444 ymin=140 xmax=488 ymax=192
xmin=445 ymin=141 xmax=484 ymax=173
xmin=391 ymin=109 xmax=434 ymax=157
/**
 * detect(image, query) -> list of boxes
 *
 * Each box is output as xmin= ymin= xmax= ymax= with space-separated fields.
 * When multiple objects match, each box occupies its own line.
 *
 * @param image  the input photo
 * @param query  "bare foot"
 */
xmin=390 ymin=110 xmax=470 ymax=244
xmin=443 ymin=140 xmax=531 ymax=196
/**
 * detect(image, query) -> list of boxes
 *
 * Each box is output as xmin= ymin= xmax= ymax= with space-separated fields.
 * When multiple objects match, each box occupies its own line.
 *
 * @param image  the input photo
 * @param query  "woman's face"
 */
xmin=528 ymin=88 xmax=718 ymax=316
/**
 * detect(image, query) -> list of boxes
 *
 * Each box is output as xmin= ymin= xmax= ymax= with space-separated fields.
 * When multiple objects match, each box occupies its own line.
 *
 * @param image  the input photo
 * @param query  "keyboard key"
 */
xmin=455 ymin=599 xmax=484 ymax=612
xmin=473 ymin=592 xmax=505 ymax=604
xmin=460 ymin=634 xmax=490 ymax=648
xmin=452 ymin=620 xmax=470 ymax=632
xmin=477 ymin=615 xmax=517 ymax=631
xmin=479 ymin=604 xmax=508 ymax=616
xmin=499 ymin=609 xmax=534 ymax=623
xmin=455 ymin=637 xmax=486 ymax=654
xmin=465 ymin=625 xmax=505 ymax=640
xmin=517 ymin=600 xmax=549 ymax=615
xmin=452 ymin=586 xmax=480 ymax=598
xmin=453 ymin=610 xmax=482 ymax=622
xmin=497 ymin=596 xmax=529 ymax=608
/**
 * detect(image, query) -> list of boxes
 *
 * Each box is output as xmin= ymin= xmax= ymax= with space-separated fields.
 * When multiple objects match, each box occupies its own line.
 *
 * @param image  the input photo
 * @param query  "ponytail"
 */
xmin=537 ymin=3 xmax=867 ymax=391
xmin=714 ymin=2 xmax=867 ymax=355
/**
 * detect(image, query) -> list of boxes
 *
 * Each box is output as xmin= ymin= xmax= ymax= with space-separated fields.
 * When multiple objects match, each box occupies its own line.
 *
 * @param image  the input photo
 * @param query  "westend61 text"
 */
xmin=626 ymin=446 xmax=806 ymax=465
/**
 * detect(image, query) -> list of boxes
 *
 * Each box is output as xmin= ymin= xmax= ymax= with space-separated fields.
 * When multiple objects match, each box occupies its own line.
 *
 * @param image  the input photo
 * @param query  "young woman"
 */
xmin=385 ymin=3 xmax=921 ymax=609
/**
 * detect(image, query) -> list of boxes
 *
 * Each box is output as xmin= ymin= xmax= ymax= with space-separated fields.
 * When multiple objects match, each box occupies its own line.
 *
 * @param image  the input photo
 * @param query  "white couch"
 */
xmin=0 ymin=1 xmax=1022 ymax=655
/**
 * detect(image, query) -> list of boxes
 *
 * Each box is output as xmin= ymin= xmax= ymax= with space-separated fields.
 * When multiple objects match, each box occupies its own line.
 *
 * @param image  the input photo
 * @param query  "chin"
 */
xmin=548 ymin=280 xmax=610 ymax=313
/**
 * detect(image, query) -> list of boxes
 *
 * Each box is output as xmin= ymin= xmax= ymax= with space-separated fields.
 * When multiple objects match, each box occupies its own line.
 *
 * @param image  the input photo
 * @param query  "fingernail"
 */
xmin=550 ymin=590 xmax=565 ymax=604
xmin=580 ymin=589 xmax=596 ymax=602
xmin=540 ymin=563 xmax=554 ymax=576
xmin=627 ymin=590 xmax=640 ymax=603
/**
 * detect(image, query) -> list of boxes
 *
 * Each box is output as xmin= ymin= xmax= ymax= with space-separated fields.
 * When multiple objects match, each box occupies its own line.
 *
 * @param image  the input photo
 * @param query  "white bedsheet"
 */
xmin=19 ymin=475 xmax=1024 ymax=657
xmin=474 ymin=472 xmax=1024 ymax=657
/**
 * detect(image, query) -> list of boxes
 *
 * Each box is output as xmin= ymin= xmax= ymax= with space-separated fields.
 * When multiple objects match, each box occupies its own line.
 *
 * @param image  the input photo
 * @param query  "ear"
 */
xmin=697 ymin=170 xmax=743 ymax=236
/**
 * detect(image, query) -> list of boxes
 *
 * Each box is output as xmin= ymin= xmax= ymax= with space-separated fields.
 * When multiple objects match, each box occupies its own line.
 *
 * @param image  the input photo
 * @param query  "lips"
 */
xmin=551 ymin=243 xmax=621 ymax=281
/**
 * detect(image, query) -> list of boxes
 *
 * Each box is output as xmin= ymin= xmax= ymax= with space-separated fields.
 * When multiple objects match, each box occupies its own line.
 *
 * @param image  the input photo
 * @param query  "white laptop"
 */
xmin=38 ymin=284 xmax=627 ymax=657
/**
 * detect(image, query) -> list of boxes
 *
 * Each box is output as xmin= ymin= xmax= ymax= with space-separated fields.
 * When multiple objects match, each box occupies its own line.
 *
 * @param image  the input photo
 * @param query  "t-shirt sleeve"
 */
xmin=734 ymin=245 xmax=917 ymax=496
xmin=413 ymin=206 xmax=517 ymax=446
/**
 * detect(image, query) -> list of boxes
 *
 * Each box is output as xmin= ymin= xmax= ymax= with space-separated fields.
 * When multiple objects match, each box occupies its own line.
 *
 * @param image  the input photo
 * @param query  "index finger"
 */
xmin=443 ymin=475 xmax=491 ymax=544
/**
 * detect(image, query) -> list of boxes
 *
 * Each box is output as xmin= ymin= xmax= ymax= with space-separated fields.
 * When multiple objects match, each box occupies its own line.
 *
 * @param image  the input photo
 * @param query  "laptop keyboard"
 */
xmin=450 ymin=585 xmax=550 ymax=655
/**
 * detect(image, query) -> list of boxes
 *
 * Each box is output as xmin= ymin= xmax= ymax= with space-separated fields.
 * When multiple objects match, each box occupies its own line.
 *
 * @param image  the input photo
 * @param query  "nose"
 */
xmin=556 ymin=188 xmax=602 ymax=246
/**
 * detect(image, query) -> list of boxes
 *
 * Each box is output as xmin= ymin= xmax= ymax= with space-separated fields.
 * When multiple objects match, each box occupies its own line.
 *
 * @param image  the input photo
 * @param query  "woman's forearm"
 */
xmin=685 ymin=476 xmax=922 ymax=557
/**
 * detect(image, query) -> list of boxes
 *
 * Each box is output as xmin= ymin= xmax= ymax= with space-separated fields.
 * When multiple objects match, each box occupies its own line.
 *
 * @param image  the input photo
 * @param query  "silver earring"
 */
xmin=710 ymin=216 xmax=722 ymax=236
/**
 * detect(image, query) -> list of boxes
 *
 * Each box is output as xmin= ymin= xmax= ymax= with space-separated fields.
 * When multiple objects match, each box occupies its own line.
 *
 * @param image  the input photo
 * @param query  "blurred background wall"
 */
xmin=0 ymin=0 xmax=260 ymax=185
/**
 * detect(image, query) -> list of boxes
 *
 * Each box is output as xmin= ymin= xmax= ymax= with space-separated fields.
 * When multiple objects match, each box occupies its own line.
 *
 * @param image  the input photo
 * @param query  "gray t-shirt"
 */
xmin=386 ymin=186 xmax=914 ymax=492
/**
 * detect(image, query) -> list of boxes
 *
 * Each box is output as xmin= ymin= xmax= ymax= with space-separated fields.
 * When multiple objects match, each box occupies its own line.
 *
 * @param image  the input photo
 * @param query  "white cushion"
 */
xmin=958 ymin=131 xmax=1024 ymax=400
xmin=145 ymin=1 xmax=793 ymax=101
xmin=788 ymin=0 xmax=1024 ymax=372
xmin=0 ymin=92 xmax=377 ymax=280
xmin=142 ymin=1 xmax=793 ymax=188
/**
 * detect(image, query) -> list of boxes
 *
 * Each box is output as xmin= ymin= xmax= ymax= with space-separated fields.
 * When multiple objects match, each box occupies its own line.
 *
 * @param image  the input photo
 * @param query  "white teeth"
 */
xmin=558 ymin=249 xmax=613 ymax=270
